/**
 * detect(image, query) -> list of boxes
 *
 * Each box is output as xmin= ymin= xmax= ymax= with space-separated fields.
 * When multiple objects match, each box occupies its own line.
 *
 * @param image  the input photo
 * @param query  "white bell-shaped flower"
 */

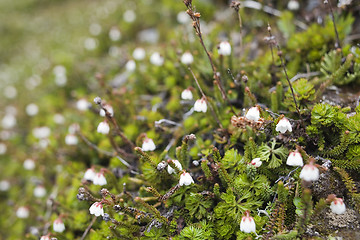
xmin=194 ymin=98 xmax=207 ymax=113
xmin=23 ymin=159 xmax=36 ymax=170
xmin=89 ymin=202 xmax=105 ymax=217
xmin=32 ymin=126 xmax=51 ymax=139
xmin=76 ymin=99 xmax=90 ymax=111
xmin=26 ymin=103 xmax=39 ymax=116
xmin=181 ymin=52 xmax=194 ymax=65
xmin=2 ymin=114 xmax=16 ymax=129
xmin=53 ymin=114 xmax=65 ymax=124
xmin=0 ymin=180 xmax=10 ymax=191
xmin=276 ymin=118 xmax=292 ymax=134
xmin=142 ymin=138 xmax=156 ymax=151
xmin=245 ymin=107 xmax=260 ymax=121
xmin=99 ymin=104 xmax=114 ymax=117
xmin=109 ymin=27 xmax=121 ymax=41
xmin=65 ymin=134 xmax=78 ymax=145
xmin=179 ymin=171 xmax=194 ymax=186
xmin=338 ymin=0 xmax=352 ymax=8
xmin=299 ymin=162 xmax=319 ymax=181
xmin=240 ymin=211 xmax=256 ymax=233
xmin=218 ymin=41 xmax=231 ymax=56
xmin=250 ymin=158 xmax=262 ymax=168
xmin=286 ymin=151 xmax=303 ymax=167
xmin=330 ymin=197 xmax=346 ymax=214
xmin=84 ymin=168 xmax=96 ymax=182
xmin=97 ymin=121 xmax=110 ymax=135
xmin=133 ymin=47 xmax=146 ymax=60
xmin=181 ymin=89 xmax=193 ymax=100
xmin=40 ymin=235 xmax=50 ymax=240
xmin=0 ymin=143 xmax=6 ymax=155
xmin=53 ymin=218 xmax=65 ymax=233
xmin=125 ymin=60 xmax=136 ymax=72
xmin=150 ymin=52 xmax=164 ymax=66
xmin=167 ymin=160 xmax=183 ymax=174
xmin=287 ymin=0 xmax=300 ymax=10
xmin=177 ymin=11 xmax=190 ymax=24
xmin=34 ymin=185 xmax=46 ymax=198
xmin=93 ymin=172 xmax=107 ymax=186
xmin=16 ymin=206 xmax=29 ymax=219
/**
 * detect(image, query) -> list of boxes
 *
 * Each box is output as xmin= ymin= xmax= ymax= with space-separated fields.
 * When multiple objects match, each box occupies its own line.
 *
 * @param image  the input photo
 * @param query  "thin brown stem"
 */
xmin=77 ymin=131 xmax=115 ymax=157
xmin=188 ymin=67 xmax=223 ymax=129
xmin=325 ymin=0 xmax=342 ymax=55
xmin=184 ymin=4 xmax=237 ymax=116
xmin=77 ymin=130 xmax=137 ymax=172
xmin=105 ymin=112 xmax=135 ymax=150
xmin=276 ymin=44 xmax=305 ymax=129
xmin=267 ymin=23 xmax=275 ymax=65
xmin=80 ymin=216 xmax=97 ymax=240
xmin=94 ymin=97 xmax=135 ymax=150
xmin=230 ymin=1 xmax=243 ymax=52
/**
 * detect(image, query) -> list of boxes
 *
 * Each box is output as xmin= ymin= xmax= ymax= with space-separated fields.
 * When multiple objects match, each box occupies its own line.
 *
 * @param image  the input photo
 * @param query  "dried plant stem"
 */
xmin=325 ymin=0 xmax=342 ymax=54
xmin=267 ymin=23 xmax=275 ymax=64
xmin=276 ymin=44 xmax=305 ymax=129
xmin=94 ymin=97 xmax=135 ymax=150
xmin=188 ymin=67 xmax=223 ymax=129
xmin=237 ymin=10 xmax=243 ymax=51
xmin=77 ymin=130 xmax=137 ymax=172
xmin=80 ymin=216 xmax=97 ymax=240
xmin=184 ymin=3 xmax=236 ymax=116
xmin=77 ymin=131 xmax=115 ymax=156
xmin=105 ymin=112 xmax=136 ymax=150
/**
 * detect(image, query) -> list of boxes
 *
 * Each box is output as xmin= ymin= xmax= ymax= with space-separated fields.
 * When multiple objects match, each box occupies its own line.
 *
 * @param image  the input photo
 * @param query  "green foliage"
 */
xmin=179 ymin=221 xmax=214 ymax=240
xmin=221 ymin=148 xmax=242 ymax=170
xmin=284 ymin=78 xmax=315 ymax=113
xmin=185 ymin=193 xmax=213 ymax=220
xmin=334 ymin=167 xmax=360 ymax=214
xmin=258 ymin=139 xmax=288 ymax=169
xmin=321 ymin=50 xmax=360 ymax=85
xmin=310 ymin=103 xmax=346 ymax=128
xmin=287 ymin=15 xmax=354 ymax=64
xmin=277 ymin=11 xmax=295 ymax=39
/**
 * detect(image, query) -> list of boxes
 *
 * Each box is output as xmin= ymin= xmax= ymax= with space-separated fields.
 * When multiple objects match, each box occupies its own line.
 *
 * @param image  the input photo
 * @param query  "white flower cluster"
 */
xmin=83 ymin=168 xmax=107 ymax=186
xmin=99 ymin=104 xmax=114 ymax=117
xmin=65 ymin=124 xmax=79 ymax=146
xmin=167 ymin=160 xmax=183 ymax=174
xmin=150 ymin=52 xmax=164 ymax=66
